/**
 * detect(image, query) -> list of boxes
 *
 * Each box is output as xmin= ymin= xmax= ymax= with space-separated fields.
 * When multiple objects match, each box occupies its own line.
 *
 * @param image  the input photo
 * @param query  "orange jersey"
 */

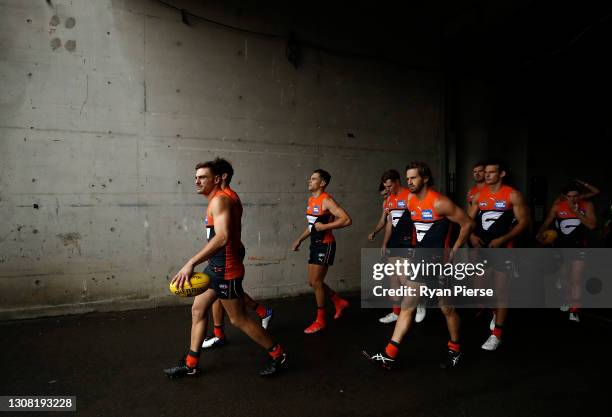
xmin=205 ymin=189 xmax=245 ymax=280
xmin=384 ymin=187 xmax=413 ymax=246
xmin=473 ymin=185 xmax=516 ymax=247
xmin=306 ymin=192 xmax=335 ymax=244
xmin=555 ymin=199 xmax=588 ymax=247
xmin=467 ymin=184 xmax=483 ymax=205
xmin=222 ymin=186 xmax=246 ymax=259
xmin=385 ymin=187 xmax=411 ymax=225
xmin=222 ymin=187 xmax=243 ymax=217
xmin=408 ymin=189 xmax=451 ymax=248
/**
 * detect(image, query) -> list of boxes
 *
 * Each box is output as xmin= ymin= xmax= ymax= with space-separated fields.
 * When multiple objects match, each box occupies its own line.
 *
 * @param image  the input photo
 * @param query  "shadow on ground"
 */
xmin=1 ymin=294 xmax=609 ymax=417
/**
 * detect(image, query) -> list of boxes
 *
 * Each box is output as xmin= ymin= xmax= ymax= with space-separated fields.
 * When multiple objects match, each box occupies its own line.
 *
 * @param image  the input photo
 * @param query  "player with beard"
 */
xmin=363 ymin=162 xmax=474 ymax=370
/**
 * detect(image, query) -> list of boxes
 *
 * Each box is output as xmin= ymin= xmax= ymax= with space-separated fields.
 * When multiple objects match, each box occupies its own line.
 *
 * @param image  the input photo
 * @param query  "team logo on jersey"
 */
xmin=559 ymin=211 xmax=568 ymax=216
xmin=479 ymin=201 xmax=487 ymax=207
xmin=398 ymin=200 xmax=406 ymax=208
xmin=411 ymin=210 xmax=417 ymax=217
xmin=414 ymin=222 xmax=434 ymax=242
xmin=558 ymin=218 xmax=581 ymax=235
xmin=494 ymin=200 xmax=507 ymax=209
xmin=481 ymin=211 xmax=503 ymax=231
xmin=313 ymin=206 xmax=320 ymax=214
xmin=421 ymin=209 xmax=433 ymax=220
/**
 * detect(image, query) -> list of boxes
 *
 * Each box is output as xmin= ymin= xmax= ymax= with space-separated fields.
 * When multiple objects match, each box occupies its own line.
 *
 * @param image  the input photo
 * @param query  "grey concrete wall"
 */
xmin=0 ymin=0 xmax=445 ymax=319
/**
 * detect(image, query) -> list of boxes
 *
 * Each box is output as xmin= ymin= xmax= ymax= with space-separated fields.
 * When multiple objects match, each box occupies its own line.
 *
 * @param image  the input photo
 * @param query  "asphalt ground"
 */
xmin=1 ymin=294 xmax=610 ymax=417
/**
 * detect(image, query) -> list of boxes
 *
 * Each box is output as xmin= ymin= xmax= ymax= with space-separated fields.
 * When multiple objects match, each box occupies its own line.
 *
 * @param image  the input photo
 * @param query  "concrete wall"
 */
xmin=0 ymin=0 xmax=445 ymax=319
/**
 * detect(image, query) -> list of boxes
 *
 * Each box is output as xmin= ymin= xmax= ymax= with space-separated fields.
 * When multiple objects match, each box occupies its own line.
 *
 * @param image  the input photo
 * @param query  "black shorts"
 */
xmin=407 ymin=251 xmax=447 ymax=287
xmin=478 ymin=250 xmax=516 ymax=273
xmin=205 ymin=265 xmax=244 ymax=300
xmin=385 ymin=244 xmax=413 ymax=258
xmin=558 ymin=248 xmax=587 ymax=261
xmin=308 ymin=241 xmax=336 ymax=266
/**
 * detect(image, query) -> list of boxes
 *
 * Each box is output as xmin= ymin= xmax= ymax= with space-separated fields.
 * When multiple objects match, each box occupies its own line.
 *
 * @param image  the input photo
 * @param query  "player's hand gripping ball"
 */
xmin=539 ymin=229 xmax=558 ymax=246
xmin=169 ymin=272 xmax=210 ymax=297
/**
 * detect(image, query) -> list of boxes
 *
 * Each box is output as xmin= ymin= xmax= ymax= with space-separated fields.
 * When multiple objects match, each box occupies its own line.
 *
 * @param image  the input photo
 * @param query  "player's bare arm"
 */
xmin=489 ymin=190 xmax=530 ymax=248
xmin=380 ymin=211 xmax=394 ymax=257
xmin=467 ymin=191 xmax=484 ymax=247
xmin=291 ymin=227 xmax=311 ymax=251
xmin=576 ymin=200 xmax=597 ymax=230
xmin=436 ymin=195 xmax=474 ymax=254
xmin=575 ymin=180 xmax=600 ymax=200
xmin=314 ymin=196 xmax=352 ymax=231
xmin=536 ymin=203 xmax=558 ymax=241
xmin=368 ymin=205 xmax=388 ymax=241
xmin=172 ymin=195 xmax=232 ymax=288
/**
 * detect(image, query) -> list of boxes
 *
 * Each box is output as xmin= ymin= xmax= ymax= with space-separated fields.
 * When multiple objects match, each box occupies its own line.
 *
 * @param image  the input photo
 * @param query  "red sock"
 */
xmin=448 ymin=340 xmax=461 ymax=352
xmin=569 ymin=306 xmax=580 ymax=313
xmin=492 ymin=327 xmax=503 ymax=338
xmin=213 ymin=325 xmax=225 ymax=339
xmin=392 ymin=305 xmax=401 ymax=315
xmin=254 ymin=304 xmax=267 ymax=318
xmin=385 ymin=341 xmax=399 ymax=358
xmin=268 ymin=343 xmax=284 ymax=359
xmin=316 ymin=307 xmax=326 ymax=323
xmin=186 ymin=350 xmax=200 ymax=368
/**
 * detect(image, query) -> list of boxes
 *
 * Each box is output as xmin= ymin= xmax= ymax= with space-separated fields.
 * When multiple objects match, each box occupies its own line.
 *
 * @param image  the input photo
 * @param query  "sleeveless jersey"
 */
xmin=222 ymin=186 xmax=246 ymax=260
xmin=408 ymin=189 xmax=451 ymax=248
xmin=554 ymin=199 xmax=588 ymax=248
xmin=205 ymin=189 xmax=245 ymax=280
xmin=384 ymin=187 xmax=413 ymax=246
xmin=467 ymin=184 xmax=483 ymax=205
xmin=306 ymin=192 xmax=335 ymax=245
xmin=474 ymin=185 xmax=516 ymax=247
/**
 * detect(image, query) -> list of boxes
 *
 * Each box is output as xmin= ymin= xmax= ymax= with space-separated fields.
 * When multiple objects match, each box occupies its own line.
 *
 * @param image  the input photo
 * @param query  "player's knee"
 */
xmin=191 ymin=303 xmax=205 ymax=320
xmin=309 ymin=279 xmax=322 ymax=288
xmin=440 ymin=305 xmax=455 ymax=317
xmin=399 ymin=307 xmax=415 ymax=317
xmin=228 ymin=312 xmax=247 ymax=328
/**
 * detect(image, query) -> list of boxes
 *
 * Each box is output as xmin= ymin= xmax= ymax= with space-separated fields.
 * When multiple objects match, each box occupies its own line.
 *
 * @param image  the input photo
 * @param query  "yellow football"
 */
xmin=169 ymin=272 xmax=210 ymax=297
xmin=540 ymin=229 xmax=558 ymax=245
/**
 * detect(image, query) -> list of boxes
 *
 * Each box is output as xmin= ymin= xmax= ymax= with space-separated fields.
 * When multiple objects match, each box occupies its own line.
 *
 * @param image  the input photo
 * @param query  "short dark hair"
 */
xmin=213 ymin=157 xmax=234 ymax=184
xmin=406 ymin=161 xmax=434 ymax=187
xmin=313 ymin=169 xmax=331 ymax=187
xmin=381 ymin=169 xmax=400 ymax=183
xmin=378 ymin=182 xmax=386 ymax=192
xmin=473 ymin=161 xmax=486 ymax=168
xmin=195 ymin=161 xmax=217 ymax=176
xmin=484 ymin=158 xmax=508 ymax=174
xmin=561 ymin=181 xmax=584 ymax=195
